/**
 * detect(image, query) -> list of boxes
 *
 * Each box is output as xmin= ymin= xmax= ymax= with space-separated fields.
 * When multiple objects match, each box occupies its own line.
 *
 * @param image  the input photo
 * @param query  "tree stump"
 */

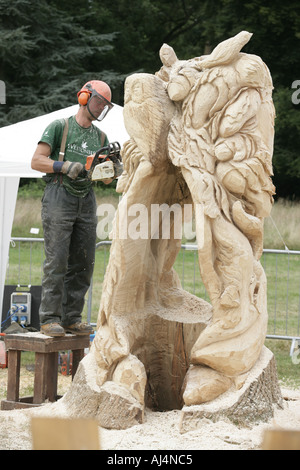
xmin=57 ymin=291 xmax=212 ymax=429
xmin=128 ymin=293 xmax=212 ymax=411
xmin=180 ymin=346 xmax=284 ymax=432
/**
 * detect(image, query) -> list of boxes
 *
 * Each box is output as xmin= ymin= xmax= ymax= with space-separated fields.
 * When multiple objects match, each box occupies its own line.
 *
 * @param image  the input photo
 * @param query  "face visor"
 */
xmin=87 ymin=90 xmax=114 ymax=121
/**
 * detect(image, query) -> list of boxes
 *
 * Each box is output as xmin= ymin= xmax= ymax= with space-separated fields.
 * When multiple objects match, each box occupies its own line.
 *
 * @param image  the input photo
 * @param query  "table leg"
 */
xmin=33 ymin=352 xmax=48 ymax=404
xmin=7 ymin=350 xmax=21 ymax=402
xmin=72 ymin=349 xmax=84 ymax=379
xmin=46 ymin=352 xmax=58 ymax=401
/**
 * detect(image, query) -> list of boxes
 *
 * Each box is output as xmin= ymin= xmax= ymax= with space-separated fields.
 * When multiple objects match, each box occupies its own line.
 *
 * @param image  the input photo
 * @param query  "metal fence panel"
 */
xmin=5 ymin=238 xmax=300 ymax=345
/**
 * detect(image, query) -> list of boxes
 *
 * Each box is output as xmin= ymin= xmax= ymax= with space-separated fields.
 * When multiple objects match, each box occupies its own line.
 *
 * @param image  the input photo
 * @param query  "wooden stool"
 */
xmin=1 ymin=332 xmax=90 ymax=410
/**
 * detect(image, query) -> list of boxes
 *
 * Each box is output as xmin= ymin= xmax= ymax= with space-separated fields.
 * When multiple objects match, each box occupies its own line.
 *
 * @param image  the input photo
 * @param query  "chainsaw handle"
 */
xmin=89 ymin=142 xmax=121 ymax=171
xmin=94 ymin=141 xmax=121 ymax=160
xmin=80 ymin=141 xmax=122 ymax=179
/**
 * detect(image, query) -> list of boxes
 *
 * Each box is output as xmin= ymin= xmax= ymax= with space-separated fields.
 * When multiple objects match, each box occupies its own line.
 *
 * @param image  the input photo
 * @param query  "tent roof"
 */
xmin=0 ymin=104 xmax=129 ymax=177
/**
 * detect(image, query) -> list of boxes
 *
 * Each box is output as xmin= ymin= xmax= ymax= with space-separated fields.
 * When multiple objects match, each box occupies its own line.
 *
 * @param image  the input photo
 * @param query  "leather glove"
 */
xmin=61 ymin=161 xmax=84 ymax=180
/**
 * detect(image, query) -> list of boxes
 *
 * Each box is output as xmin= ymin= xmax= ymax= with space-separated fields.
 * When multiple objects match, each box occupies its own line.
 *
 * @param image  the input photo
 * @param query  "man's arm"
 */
xmin=31 ymin=142 xmax=84 ymax=179
xmin=31 ymin=142 xmax=55 ymax=173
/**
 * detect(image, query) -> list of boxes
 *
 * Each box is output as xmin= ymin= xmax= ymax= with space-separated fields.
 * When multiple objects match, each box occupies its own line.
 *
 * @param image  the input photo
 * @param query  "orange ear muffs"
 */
xmin=78 ymin=91 xmax=90 ymax=106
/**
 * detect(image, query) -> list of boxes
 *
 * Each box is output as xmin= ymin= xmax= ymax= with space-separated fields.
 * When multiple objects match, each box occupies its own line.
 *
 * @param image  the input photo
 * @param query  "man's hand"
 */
xmin=61 ymin=161 xmax=84 ymax=180
xmin=102 ymin=178 xmax=113 ymax=185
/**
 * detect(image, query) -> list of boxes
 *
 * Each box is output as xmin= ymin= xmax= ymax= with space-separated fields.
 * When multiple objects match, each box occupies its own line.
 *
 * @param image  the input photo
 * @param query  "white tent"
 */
xmin=0 ymin=104 xmax=129 ymax=327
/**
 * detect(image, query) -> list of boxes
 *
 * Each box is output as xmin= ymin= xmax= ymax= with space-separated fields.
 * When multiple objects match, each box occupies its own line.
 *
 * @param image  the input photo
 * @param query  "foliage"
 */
xmin=273 ymin=88 xmax=300 ymax=198
xmin=0 ymin=0 xmax=300 ymax=197
xmin=18 ymin=176 xmax=117 ymax=197
xmin=0 ymin=0 xmax=120 ymax=126
xmin=17 ymin=178 xmax=45 ymax=198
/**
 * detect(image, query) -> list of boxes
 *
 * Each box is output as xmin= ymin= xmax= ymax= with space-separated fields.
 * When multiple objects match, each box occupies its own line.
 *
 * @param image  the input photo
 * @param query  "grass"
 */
xmin=7 ymin=239 xmax=299 ymax=336
xmin=261 ymin=251 xmax=300 ymax=337
xmin=11 ymin=182 xmax=119 ymax=239
xmin=175 ymin=249 xmax=300 ymax=341
xmin=0 ymin=340 xmax=298 ymax=404
xmin=264 ymin=199 xmax=300 ymax=251
xmin=4 ymin=188 xmax=300 ymax=388
xmin=0 ymin=350 xmax=72 ymax=402
xmin=265 ymin=339 xmax=300 ymax=390
xmin=12 ymin=184 xmax=300 ymax=249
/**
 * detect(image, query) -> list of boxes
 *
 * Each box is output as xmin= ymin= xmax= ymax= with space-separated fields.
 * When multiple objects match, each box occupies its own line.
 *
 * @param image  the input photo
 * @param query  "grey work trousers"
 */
xmin=39 ymin=183 xmax=97 ymax=326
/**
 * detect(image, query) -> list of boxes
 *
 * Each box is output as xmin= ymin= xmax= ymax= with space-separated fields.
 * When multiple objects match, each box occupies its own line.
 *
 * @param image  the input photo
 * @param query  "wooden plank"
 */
xmin=31 ymin=417 xmax=101 ymax=450
xmin=1 ymin=396 xmax=64 ymax=410
xmin=4 ymin=333 xmax=90 ymax=353
xmin=6 ymin=350 xmax=21 ymax=401
xmin=262 ymin=429 xmax=300 ymax=450
xmin=33 ymin=352 xmax=47 ymax=404
xmin=46 ymin=352 xmax=59 ymax=402
xmin=1 ymin=399 xmax=41 ymax=410
xmin=4 ymin=333 xmax=53 ymax=352
xmin=48 ymin=336 xmax=89 ymax=353
xmin=72 ymin=349 xmax=84 ymax=379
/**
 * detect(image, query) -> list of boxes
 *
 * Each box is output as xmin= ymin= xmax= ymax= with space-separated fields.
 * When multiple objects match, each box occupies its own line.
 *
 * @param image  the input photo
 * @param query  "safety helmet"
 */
xmin=77 ymin=80 xmax=113 ymax=121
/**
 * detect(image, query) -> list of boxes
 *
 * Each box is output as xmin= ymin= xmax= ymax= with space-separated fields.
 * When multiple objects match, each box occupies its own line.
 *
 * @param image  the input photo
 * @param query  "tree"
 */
xmin=272 ymin=87 xmax=300 ymax=198
xmin=1 ymin=0 xmax=300 ymax=197
xmin=0 ymin=0 xmax=119 ymax=126
xmin=173 ymin=0 xmax=300 ymax=199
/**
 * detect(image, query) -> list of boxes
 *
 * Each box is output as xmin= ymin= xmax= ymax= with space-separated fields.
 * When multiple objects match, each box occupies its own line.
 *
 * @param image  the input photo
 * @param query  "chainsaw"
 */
xmin=83 ymin=141 xmax=123 ymax=181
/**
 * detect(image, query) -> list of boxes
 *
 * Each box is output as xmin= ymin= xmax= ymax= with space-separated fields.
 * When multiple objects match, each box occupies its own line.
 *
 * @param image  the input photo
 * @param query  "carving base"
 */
xmin=59 ymin=342 xmax=283 ymax=432
xmin=57 ymin=299 xmax=282 ymax=431
xmin=58 ymin=291 xmax=212 ymax=429
xmin=54 ymin=353 xmax=144 ymax=430
xmin=180 ymin=346 xmax=283 ymax=433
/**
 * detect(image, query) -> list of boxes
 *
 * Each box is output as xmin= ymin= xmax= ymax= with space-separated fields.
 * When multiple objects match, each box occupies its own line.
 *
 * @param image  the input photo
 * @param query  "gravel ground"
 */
xmin=0 ymin=364 xmax=299 ymax=451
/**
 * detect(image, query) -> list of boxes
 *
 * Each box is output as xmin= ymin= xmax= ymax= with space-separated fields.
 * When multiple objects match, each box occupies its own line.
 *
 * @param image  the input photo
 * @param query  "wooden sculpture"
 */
xmin=61 ymin=32 xmax=283 ymax=429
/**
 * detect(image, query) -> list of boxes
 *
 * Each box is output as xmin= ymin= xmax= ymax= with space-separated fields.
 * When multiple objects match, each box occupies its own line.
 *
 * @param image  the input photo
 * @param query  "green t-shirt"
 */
xmin=39 ymin=115 xmax=109 ymax=197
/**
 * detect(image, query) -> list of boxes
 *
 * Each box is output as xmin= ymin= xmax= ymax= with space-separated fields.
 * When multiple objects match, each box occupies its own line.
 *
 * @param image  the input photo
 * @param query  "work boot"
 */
xmin=64 ymin=322 xmax=94 ymax=336
xmin=40 ymin=322 xmax=65 ymax=337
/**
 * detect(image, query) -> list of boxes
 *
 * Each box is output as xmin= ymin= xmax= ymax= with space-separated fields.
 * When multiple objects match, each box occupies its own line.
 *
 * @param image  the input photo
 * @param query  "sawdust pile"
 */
xmin=0 ymin=386 xmax=299 ymax=450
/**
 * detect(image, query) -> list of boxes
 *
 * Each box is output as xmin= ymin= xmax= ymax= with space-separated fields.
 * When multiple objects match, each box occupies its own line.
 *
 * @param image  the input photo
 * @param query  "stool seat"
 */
xmin=1 ymin=332 xmax=90 ymax=410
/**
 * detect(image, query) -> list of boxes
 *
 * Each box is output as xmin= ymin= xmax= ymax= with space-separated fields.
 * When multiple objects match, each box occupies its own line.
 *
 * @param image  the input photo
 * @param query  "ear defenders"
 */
xmin=78 ymin=91 xmax=91 ymax=106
